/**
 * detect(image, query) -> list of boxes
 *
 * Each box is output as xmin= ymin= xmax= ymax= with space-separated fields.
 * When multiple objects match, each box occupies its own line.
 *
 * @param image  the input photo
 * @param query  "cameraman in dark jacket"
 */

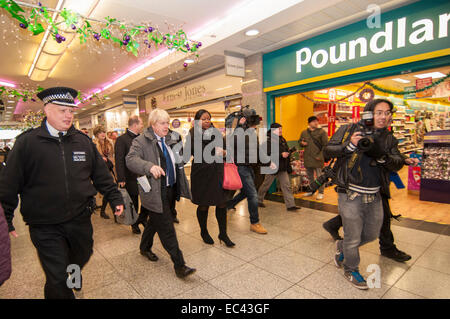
xmin=258 ymin=123 xmax=300 ymax=211
xmin=323 ymin=98 xmax=404 ymax=290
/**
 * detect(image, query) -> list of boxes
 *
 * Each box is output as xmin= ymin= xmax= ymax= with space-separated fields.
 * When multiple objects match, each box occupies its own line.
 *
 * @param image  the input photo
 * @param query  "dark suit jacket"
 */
xmin=115 ymin=129 xmax=139 ymax=196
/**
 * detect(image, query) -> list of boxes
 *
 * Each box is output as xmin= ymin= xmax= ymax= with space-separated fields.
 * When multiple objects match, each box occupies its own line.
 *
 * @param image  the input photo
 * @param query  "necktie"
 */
xmin=161 ymin=137 xmax=175 ymax=186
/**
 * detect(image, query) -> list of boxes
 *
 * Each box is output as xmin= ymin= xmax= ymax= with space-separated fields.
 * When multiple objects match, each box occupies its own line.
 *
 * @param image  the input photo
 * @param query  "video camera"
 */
xmin=225 ymin=105 xmax=261 ymax=129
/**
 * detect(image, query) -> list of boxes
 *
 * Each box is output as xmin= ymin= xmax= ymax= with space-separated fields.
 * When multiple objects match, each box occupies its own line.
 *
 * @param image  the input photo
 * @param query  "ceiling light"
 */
xmin=0 ymin=81 xmax=15 ymax=88
xmin=184 ymin=59 xmax=195 ymax=64
xmin=104 ymin=96 xmax=111 ymax=100
xmin=146 ymin=76 xmax=155 ymax=80
xmin=392 ymin=78 xmax=410 ymax=83
xmin=122 ymin=89 xmax=130 ymax=92
xmin=28 ymin=0 xmax=100 ymax=82
xmin=245 ymin=29 xmax=259 ymax=36
xmin=7 ymin=101 xmax=15 ymax=103
xmin=414 ymin=72 xmax=446 ymax=79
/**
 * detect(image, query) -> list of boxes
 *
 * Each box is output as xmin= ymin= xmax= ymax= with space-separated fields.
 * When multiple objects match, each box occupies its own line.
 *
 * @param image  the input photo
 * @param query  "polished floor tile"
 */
xmin=394 ymin=265 xmax=450 ymax=299
xmin=208 ymin=263 xmax=292 ymax=299
xmin=1 ymin=197 xmax=447 ymax=299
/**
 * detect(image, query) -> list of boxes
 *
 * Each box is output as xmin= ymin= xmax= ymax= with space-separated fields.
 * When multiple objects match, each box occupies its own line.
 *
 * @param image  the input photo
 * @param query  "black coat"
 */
xmin=0 ymin=119 xmax=124 ymax=232
xmin=114 ymin=129 xmax=139 ymax=196
xmin=261 ymin=132 xmax=292 ymax=174
xmin=324 ymin=123 xmax=405 ymax=198
xmin=186 ymin=126 xmax=227 ymax=206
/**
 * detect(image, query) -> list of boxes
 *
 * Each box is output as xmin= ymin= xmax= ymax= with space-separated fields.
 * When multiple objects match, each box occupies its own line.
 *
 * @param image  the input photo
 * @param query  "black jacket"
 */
xmin=186 ymin=126 xmax=227 ymax=206
xmin=114 ymin=129 xmax=139 ymax=196
xmin=261 ymin=132 xmax=292 ymax=174
xmin=0 ymin=120 xmax=124 ymax=231
xmin=323 ymin=123 xmax=405 ymax=198
xmin=231 ymin=127 xmax=268 ymax=167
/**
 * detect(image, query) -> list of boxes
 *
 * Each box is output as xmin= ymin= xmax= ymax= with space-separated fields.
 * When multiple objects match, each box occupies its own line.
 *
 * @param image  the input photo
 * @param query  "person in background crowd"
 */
xmin=126 ymin=108 xmax=195 ymax=278
xmin=109 ymin=131 xmax=119 ymax=145
xmin=93 ymin=125 xmax=116 ymax=220
xmin=299 ymin=116 xmax=328 ymax=200
xmin=0 ymin=203 xmax=11 ymax=287
xmin=227 ymin=114 xmax=271 ymax=234
xmin=114 ymin=115 xmax=149 ymax=234
xmin=322 ymin=154 xmax=420 ymax=262
xmin=80 ymin=128 xmax=89 ymax=136
xmin=323 ymin=98 xmax=404 ymax=289
xmin=186 ymin=109 xmax=235 ymax=247
xmin=258 ymin=123 xmax=301 ymax=211
xmin=0 ymin=87 xmax=123 ymax=298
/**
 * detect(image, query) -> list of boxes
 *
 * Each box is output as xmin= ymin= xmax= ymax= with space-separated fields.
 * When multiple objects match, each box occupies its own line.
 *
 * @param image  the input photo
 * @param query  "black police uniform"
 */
xmin=0 ymin=87 xmax=123 ymax=299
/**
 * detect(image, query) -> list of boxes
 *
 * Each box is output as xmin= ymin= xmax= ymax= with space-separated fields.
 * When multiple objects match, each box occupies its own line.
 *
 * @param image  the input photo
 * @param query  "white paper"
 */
xmin=137 ymin=175 xmax=151 ymax=192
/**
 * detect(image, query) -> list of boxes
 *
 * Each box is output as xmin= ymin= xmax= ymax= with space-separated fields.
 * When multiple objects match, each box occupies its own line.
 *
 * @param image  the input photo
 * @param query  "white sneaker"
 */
xmin=316 ymin=194 xmax=324 ymax=200
xmin=303 ymin=192 xmax=313 ymax=197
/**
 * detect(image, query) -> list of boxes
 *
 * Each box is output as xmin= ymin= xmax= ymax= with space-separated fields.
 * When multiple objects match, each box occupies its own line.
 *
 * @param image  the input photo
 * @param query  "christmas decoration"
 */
xmin=359 ymin=88 xmax=375 ymax=102
xmin=0 ymin=85 xmax=108 ymax=105
xmin=22 ymin=109 xmax=45 ymax=129
xmin=0 ymin=0 xmax=201 ymax=61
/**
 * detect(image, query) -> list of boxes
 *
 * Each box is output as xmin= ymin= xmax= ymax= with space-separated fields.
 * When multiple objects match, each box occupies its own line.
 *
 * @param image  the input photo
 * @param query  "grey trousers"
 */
xmin=257 ymin=171 xmax=296 ymax=209
xmin=337 ymin=192 xmax=383 ymax=273
xmin=306 ymin=167 xmax=325 ymax=194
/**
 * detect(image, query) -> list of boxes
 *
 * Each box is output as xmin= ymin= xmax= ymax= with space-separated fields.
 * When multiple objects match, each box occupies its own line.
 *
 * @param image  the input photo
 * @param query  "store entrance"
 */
xmin=274 ymin=66 xmax=450 ymax=225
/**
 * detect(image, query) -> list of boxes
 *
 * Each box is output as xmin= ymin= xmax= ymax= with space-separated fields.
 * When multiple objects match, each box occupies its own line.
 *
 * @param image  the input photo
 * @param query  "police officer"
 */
xmin=0 ymin=87 xmax=124 ymax=299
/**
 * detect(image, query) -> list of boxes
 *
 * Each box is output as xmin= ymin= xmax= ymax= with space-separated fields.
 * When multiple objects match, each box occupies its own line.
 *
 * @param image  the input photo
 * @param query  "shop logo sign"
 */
xmin=296 ymin=13 xmax=450 ymax=73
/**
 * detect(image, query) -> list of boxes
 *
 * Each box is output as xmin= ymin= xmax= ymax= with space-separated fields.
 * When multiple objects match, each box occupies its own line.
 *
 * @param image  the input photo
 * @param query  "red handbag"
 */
xmin=223 ymin=162 xmax=243 ymax=190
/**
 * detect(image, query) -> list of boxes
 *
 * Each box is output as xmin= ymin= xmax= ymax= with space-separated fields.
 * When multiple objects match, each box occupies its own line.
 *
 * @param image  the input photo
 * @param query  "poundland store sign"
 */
xmin=263 ymin=0 xmax=450 ymax=92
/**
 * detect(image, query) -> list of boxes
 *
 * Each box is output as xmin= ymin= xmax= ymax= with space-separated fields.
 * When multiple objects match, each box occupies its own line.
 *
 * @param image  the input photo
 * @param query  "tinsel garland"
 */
xmin=0 ymin=85 xmax=108 ymax=104
xmin=366 ymin=73 xmax=450 ymax=96
xmin=0 ymin=0 xmax=201 ymax=59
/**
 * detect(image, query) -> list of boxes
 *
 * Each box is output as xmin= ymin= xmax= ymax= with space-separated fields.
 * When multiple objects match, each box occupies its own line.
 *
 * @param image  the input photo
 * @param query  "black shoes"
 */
xmin=140 ymin=250 xmax=158 ymax=262
xmin=173 ymin=217 xmax=180 ymax=224
xmin=322 ymin=222 xmax=343 ymax=241
xmin=175 ymin=265 xmax=196 ymax=278
xmin=100 ymin=211 xmax=110 ymax=219
xmin=381 ymin=248 xmax=412 ymax=262
xmin=201 ymin=231 xmax=214 ymax=245
xmin=131 ymin=224 xmax=141 ymax=234
xmin=218 ymin=234 xmax=235 ymax=247
xmin=287 ymin=206 xmax=301 ymax=211
xmin=258 ymin=203 xmax=266 ymax=208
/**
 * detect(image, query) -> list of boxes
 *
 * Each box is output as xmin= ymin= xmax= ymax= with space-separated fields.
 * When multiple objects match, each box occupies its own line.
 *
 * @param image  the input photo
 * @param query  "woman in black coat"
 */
xmin=186 ymin=109 xmax=234 ymax=247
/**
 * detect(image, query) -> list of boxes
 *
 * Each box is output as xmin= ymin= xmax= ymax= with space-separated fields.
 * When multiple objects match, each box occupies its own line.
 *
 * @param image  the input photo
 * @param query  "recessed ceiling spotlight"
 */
xmin=146 ymin=76 xmax=155 ymax=80
xmin=184 ymin=59 xmax=195 ymax=64
xmin=7 ymin=100 xmax=15 ymax=103
xmin=122 ymin=88 xmax=130 ymax=92
xmin=245 ymin=29 xmax=259 ymax=36
xmin=105 ymin=96 xmax=111 ymax=100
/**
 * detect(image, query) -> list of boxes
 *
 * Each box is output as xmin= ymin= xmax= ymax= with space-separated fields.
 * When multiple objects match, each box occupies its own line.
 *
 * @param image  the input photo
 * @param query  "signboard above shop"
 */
xmin=145 ymin=70 xmax=242 ymax=111
xmin=263 ymin=0 xmax=450 ymax=93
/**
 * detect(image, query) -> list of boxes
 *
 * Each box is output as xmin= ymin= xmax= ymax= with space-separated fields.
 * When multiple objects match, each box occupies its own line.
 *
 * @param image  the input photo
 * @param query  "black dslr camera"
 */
xmin=308 ymin=159 xmax=337 ymax=194
xmin=356 ymin=111 xmax=375 ymax=151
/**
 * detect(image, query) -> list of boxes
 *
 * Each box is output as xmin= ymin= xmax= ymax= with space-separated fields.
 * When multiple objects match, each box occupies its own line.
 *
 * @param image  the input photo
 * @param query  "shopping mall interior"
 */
xmin=0 ymin=0 xmax=449 ymax=302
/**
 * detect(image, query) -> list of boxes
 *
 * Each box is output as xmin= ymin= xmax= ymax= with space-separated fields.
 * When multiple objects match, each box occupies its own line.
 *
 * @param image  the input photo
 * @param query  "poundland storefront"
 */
xmin=263 ymin=0 xmax=450 ymax=225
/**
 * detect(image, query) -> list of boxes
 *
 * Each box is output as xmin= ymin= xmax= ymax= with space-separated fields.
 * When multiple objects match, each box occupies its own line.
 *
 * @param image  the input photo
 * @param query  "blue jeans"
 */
xmin=227 ymin=165 xmax=259 ymax=224
xmin=337 ymin=192 xmax=383 ymax=273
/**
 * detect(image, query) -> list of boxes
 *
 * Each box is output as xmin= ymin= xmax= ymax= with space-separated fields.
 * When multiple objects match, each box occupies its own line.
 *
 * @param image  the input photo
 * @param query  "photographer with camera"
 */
xmin=258 ymin=123 xmax=300 ymax=211
xmin=299 ymin=116 xmax=328 ymax=200
xmin=323 ymin=98 xmax=404 ymax=290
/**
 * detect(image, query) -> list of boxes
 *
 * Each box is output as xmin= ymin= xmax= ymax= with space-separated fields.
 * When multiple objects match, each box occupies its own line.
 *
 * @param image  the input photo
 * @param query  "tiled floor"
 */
xmin=1 ymin=197 xmax=449 ymax=299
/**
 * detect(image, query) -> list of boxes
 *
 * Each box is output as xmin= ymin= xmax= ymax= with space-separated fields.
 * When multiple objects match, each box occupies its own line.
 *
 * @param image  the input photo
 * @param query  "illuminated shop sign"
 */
xmin=263 ymin=0 xmax=450 ymax=92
